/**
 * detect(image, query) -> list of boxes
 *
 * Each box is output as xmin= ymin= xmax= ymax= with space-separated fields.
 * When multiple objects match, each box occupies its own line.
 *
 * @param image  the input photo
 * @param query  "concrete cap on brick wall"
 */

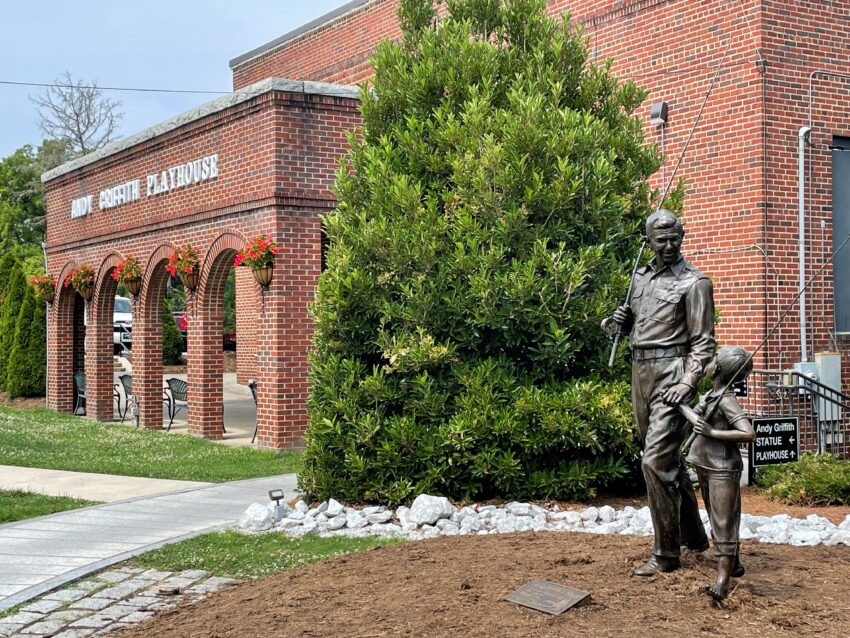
xmin=229 ymin=0 xmax=374 ymax=70
xmin=41 ymin=78 xmax=361 ymax=183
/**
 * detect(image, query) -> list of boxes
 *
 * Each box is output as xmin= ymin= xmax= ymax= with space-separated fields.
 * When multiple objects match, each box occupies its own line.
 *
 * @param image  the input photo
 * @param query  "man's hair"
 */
xmin=715 ymin=346 xmax=753 ymax=384
xmin=645 ymin=209 xmax=684 ymax=238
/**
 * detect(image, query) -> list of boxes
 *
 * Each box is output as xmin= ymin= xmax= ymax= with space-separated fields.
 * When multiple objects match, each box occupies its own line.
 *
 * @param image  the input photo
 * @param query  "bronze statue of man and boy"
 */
xmin=602 ymin=210 xmax=755 ymax=601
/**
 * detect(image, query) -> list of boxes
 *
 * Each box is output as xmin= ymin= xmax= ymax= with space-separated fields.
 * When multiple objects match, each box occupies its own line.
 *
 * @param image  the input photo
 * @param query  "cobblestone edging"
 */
xmin=0 ymin=567 xmax=238 ymax=638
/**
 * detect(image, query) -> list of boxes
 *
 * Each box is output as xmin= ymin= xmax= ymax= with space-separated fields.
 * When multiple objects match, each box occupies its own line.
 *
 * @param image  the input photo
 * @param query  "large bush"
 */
xmin=301 ymin=0 xmax=660 ymax=504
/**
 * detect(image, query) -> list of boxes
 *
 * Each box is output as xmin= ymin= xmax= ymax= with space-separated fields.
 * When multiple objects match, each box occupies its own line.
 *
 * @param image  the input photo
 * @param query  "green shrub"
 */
xmin=7 ymin=286 xmax=45 ymax=398
xmin=301 ymin=0 xmax=657 ymax=504
xmin=162 ymin=299 xmax=184 ymax=365
xmin=755 ymin=453 xmax=850 ymax=506
xmin=0 ymin=266 xmax=26 ymax=390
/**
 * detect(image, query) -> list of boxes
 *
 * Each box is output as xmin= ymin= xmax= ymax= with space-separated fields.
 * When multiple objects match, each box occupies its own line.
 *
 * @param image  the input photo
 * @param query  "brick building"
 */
xmin=43 ymin=0 xmax=850 ymax=454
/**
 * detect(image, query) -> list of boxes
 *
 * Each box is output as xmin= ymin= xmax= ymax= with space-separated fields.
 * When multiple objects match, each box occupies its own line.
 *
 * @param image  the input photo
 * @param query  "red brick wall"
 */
xmin=232 ymin=0 xmax=767 ymax=356
xmin=44 ymin=87 xmax=361 ymax=448
xmin=758 ymin=0 xmax=850 ymax=456
xmin=230 ymin=0 xmax=850 ymax=455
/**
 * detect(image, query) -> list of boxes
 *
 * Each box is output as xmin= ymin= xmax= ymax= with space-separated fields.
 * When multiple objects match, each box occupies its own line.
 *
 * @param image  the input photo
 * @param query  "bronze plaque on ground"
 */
xmin=506 ymin=579 xmax=590 ymax=615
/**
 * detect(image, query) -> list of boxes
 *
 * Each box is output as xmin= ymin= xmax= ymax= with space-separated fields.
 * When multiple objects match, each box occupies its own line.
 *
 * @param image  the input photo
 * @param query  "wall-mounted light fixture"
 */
xmin=650 ymin=102 xmax=669 ymax=186
xmin=650 ymin=101 xmax=669 ymax=127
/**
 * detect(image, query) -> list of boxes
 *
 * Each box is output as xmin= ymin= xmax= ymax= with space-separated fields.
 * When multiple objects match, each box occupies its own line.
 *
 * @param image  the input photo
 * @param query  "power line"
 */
xmin=0 ymin=80 xmax=230 ymax=95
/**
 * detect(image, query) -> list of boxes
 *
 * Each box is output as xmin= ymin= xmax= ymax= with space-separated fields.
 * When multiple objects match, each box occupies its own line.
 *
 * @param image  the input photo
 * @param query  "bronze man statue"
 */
xmin=602 ymin=210 xmax=714 ymax=576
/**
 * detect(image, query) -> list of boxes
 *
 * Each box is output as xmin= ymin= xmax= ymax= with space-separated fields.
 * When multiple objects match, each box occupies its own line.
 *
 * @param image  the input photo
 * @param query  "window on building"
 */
xmin=833 ymin=135 xmax=850 ymax=333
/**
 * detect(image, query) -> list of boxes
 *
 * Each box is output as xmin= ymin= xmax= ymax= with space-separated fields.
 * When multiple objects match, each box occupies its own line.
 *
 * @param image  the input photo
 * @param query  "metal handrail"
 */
xmin=754 ymin=369 xmax=850 ymax=404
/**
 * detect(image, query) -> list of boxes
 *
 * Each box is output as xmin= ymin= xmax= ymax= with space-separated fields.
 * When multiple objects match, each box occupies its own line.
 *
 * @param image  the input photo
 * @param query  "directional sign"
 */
xmin=751 ymin=417 xmax=799 ymax=467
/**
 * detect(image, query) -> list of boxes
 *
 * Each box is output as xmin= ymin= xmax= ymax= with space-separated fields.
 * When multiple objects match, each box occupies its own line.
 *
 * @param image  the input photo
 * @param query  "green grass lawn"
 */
xmin=0 ymin=489 xmax=98 ymax=524
xmin=133 ymin=531 xmax=399 ymax=580
xmin=0 ymin=406 xmax=301 ymax=482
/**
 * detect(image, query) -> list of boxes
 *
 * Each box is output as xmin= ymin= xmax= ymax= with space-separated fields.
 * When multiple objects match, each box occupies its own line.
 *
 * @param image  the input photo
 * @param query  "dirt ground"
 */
xmin=116 ymin=532 xmax=850 ymax=638
xmin=0 ymin=391 xmax=45 ymax=409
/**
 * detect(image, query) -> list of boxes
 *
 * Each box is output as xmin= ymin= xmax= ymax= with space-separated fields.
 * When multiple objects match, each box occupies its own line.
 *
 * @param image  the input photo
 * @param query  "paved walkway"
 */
xmin=0 ymin=473 xmax=298 ymax=612
xmin=0 ymin=466 xmax=211 ymax=502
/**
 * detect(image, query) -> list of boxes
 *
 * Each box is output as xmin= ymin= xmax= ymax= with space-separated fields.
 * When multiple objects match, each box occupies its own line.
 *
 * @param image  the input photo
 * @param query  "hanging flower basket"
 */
xmin=125 ymin=279 xmax=142 ymax=297
xmin=64 ymin=265 xmax=95 ymax=301
xmin=251 ymin=266 xmax=274 ymax=288
xmin=234 ymin=235 xmax=280 ymax=289
xmin=111 ymin=257 xmax=143 ymax=298
xmin=28 ymin=274 xmax=57 ymax=304
xmin=166 ymin=245 xmax=200 ymax=292
xmin=179 ymin=268 xmax=199 ymax=292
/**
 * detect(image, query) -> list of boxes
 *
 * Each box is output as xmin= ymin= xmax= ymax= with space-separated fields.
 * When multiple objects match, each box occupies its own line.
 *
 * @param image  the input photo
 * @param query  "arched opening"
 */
xmin=135 ymin=245 xmax=175 ymax=430
xmin=86 ymin=258 xmax=121 ymax=421
xmin=50 ymin=264 xmax=84 ymax=414
xmin=188 ymin=231 xmax=258 ymax=441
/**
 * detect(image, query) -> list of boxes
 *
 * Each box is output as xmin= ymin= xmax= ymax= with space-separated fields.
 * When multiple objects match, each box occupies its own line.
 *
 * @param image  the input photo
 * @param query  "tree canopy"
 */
xmin=301 ymin=0 xmax=662 ymax=504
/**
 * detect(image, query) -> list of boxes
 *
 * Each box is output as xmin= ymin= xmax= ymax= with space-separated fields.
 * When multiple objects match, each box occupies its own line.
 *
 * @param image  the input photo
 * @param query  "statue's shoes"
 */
xmin=732 ymin=560 xmax=745 ymax=578
xmin=699 ymin=585 xmax=727 ymax=601
xmin=682 ymin=539 xmax=710 ymax=552
xmin=634 ymin=556 xmax=681 ymax=576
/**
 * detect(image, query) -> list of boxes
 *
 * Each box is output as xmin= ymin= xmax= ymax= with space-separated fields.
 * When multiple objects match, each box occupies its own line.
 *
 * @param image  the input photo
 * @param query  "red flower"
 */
xmin=236 ymin=235 xmax=280 ymax=269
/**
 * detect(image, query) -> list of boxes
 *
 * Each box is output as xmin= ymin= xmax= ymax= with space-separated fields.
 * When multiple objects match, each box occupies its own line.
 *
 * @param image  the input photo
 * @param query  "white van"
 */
xmin=114 ymin=296 xmax=132 ymax=353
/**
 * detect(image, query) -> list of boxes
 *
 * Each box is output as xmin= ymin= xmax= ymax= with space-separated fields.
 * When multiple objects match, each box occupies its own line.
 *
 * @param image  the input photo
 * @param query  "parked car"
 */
xmin=114 ymin=296 xmax=132 ymax=355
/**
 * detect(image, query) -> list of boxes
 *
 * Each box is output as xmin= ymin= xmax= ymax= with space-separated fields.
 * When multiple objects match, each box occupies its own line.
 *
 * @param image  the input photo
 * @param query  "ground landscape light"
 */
xmin=650 ymin=101 xmax=669 ymax=127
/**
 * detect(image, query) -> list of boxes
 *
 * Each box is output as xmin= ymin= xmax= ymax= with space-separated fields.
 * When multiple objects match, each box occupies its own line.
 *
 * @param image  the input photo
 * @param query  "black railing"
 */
xmin=740 ymin=369 xmax=848 ymax=458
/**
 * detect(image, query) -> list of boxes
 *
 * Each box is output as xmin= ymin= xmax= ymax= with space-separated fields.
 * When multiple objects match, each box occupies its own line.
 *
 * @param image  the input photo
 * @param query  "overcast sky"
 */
xmin=0 ymin=1 xmax=352 ymax=159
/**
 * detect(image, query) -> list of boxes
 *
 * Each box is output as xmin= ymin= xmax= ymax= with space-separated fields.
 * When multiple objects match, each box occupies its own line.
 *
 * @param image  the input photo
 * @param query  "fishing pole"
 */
xmin=682 ymin=230 xmax=850 ymax=450
xmin=608 ymin=36 xmax=735 ymax=368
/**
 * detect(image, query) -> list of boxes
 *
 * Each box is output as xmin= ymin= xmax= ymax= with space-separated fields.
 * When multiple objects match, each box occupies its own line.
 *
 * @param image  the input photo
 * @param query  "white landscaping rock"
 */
xmin=346 ymin=511 xmax=368 ymax=529
xmin=507 ymin=502 xmax=534 ymax=517
xmin=409 ymin=494 xmax=455 ymax=526
xmin=239 ymin=503 xmax=273 ymax=532
xmin=367 ymin=511 xmax=393 ymax=524
xmin=788 ymin=530 xmax=822 ymax=546
xmin=598 ymin=506 xmax=616 ymax=523
xmin=580 ymin=507 xmax=599 ymax=522
xmin=325 ymin=514 xmax=347 ymax=531
xmin=250 ymin=492 xmax=843 ymax=549
xmin=326 ymin=498 xmax=344 ymax=518
xmin=826 ymin=530 xmax=850 ymax=546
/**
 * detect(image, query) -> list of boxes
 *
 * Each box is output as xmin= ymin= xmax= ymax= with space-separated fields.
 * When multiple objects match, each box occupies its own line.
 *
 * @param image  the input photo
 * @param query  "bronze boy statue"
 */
xmin=682 ymin=346 xmax=756 ymax=600
xmin=603 ymin=210 xmax=712 ymax=576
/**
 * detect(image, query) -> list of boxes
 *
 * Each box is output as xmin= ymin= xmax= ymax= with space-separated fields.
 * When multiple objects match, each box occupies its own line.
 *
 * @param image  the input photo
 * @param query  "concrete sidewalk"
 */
xmin=0 ymin=473 xmax=298 ymax=612
xmin=0 ymin=466 xmax=211 ymax=502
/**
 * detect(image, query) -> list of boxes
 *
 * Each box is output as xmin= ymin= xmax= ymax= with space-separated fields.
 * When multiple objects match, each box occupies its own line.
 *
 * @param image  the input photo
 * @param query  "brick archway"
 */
xmin=49 ymin=262 xmax=83 ymax=414
xmin=42 ymin=81 xmax=359 ymax=448
xmin=85 ymin=253 xmax=125 ymax=421
xmin=134 ymin=243 xmax=178 ymax=430
xmin=188 ymin=230 xmax=252 ymax=439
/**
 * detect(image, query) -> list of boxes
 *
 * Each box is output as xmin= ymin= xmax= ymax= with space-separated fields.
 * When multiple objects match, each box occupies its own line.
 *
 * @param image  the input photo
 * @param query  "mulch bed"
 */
xmin=115 ymin=531 xmax=849 ymax=638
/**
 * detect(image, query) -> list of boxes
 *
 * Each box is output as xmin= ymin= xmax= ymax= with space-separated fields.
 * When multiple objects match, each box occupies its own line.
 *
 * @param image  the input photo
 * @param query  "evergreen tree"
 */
xmin=0 ymin=253 xmax=19 ymax=305
xmin=0 ymin=266 xmax=27 ymax=390
xmin=162 ymin=299 xmax=184 ymax=365
xmin=302 ymin=0 xmax=660 ymax=503
xmin=6 ymin=286 xmax=41 ymax=398
xmin=28 ymin=291 xmax=47 ymax=396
